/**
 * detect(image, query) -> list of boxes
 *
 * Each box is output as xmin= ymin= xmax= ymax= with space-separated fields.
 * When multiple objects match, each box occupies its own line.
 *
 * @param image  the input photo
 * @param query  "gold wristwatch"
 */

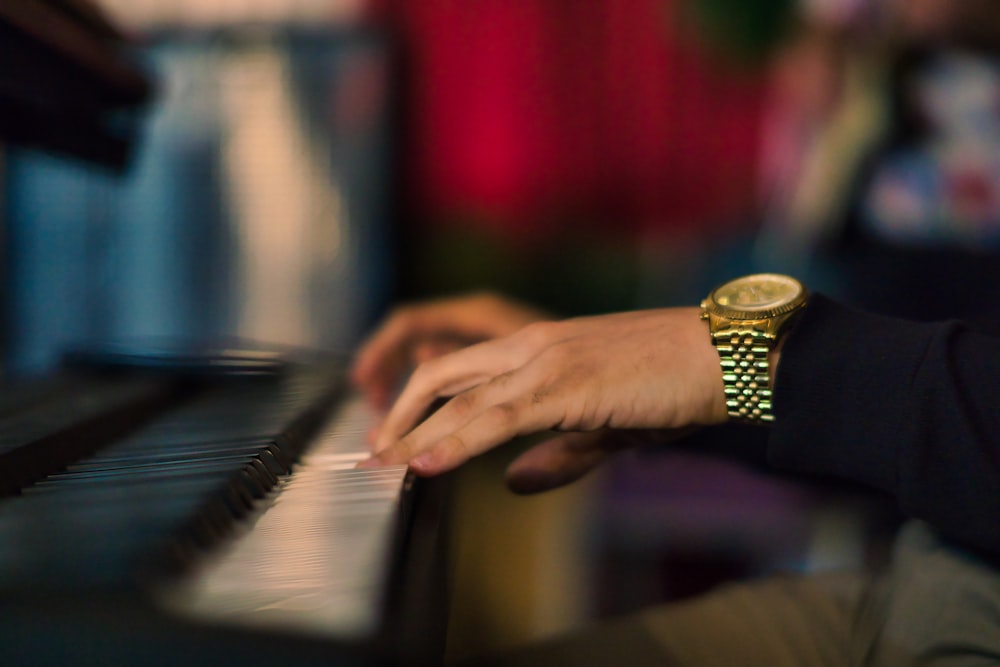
xmin=700 ymin=274 xmax=808 ymax=424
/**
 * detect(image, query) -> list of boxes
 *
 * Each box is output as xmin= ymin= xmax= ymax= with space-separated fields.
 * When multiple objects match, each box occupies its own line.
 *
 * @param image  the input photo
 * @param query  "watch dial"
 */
xmin=713 ymin=274 xmax=803 ymax=312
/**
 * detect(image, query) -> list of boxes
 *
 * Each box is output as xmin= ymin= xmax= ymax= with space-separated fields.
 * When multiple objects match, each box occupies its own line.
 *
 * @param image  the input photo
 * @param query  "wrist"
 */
xmin=685 ymin=307 xmax=732 ymax=426
xmin=700 ymin=274 xmax=808 ymax=424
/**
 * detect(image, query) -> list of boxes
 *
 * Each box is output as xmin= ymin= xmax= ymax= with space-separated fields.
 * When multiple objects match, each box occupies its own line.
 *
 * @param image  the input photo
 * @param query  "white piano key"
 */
xmin=159 ymin=395 xmax=410 ymax=639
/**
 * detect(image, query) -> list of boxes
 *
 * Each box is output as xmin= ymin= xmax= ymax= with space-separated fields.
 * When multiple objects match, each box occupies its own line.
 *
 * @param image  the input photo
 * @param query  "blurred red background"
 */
xmin=369 ymin=0 xmax=769 ymax=244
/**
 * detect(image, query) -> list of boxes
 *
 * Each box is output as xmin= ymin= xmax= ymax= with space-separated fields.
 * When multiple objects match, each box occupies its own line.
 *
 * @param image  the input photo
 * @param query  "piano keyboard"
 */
xmin=161 ymin=396 xmax=410 ymax=639
xmin=0 ymin=360 xmax=448 ymax=666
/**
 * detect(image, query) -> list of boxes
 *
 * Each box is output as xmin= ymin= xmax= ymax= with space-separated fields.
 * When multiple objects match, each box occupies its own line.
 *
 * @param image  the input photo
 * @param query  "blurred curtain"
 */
xmin=369 ymin=0 xmax=772 ymax=244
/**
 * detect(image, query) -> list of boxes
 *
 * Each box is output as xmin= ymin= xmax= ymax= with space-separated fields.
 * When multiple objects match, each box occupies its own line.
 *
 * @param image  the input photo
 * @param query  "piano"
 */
xmin=0 ymin=3 xmax=449 ymax=665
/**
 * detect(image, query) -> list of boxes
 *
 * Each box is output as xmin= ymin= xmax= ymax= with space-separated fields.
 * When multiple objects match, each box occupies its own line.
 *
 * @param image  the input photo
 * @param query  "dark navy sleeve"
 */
xmin=769 ymin=294 xmax=1000 ymax=556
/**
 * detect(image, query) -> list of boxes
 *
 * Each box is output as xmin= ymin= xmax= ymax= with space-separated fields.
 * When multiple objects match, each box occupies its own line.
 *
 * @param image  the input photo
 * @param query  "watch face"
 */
xmin=712 ymin=274 xmax=804 ymax=313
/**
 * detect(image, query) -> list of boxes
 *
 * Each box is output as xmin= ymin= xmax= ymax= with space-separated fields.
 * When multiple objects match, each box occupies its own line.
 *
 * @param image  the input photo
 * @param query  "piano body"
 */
xmin=0 ymin=3 xmax=448 ymax=665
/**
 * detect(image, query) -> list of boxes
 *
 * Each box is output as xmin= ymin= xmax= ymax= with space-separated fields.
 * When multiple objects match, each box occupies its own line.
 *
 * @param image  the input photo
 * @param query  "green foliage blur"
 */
xmin=685 ymin=0 xmax=797 ymax=65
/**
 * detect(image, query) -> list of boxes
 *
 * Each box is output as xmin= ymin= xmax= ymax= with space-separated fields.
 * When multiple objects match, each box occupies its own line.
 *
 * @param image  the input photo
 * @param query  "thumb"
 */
xmin=504 ymin=431 xmax=611 ymax=495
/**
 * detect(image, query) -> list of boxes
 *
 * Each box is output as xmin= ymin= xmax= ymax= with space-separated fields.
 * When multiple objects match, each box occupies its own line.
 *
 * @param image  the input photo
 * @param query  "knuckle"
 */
xmin=535 ymin=343 xmax=590 ymax=389
xmin=378 ymin=439 xmax=413 ymax=465
xmin=410 ymin=358 xmax=436 ymax=384
xmin=520 ymin=321 xmax=556 ymax=346
xmin=486 ymin=402 xmax=519 ymax=429
xmin=491 ymin=370 xmax=515 ymax=388
xmin=540 ymin=341 xmax=573 ymax=366
xmin=411 ymin=357 xmax=453 ymax=395
xmin=448 ymin=391 xmax=477 ymax=417
xmin=438 ymin=433 xmax=470 ymax=463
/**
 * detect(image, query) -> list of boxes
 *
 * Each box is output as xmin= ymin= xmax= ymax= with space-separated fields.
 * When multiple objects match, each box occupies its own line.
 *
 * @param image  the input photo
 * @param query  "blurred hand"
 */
xmin=358 ymin=307 xmax=729 ymax=490
xmin=351 ymin=292 xmax=548 ymax=409
xmin=503 ymin=429 xmax=690 ymax=495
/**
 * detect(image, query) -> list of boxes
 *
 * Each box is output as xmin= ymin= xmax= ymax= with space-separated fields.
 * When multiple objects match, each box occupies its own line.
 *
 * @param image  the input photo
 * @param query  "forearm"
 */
xmin=768 ymin=294 xmax=1000 ymax=555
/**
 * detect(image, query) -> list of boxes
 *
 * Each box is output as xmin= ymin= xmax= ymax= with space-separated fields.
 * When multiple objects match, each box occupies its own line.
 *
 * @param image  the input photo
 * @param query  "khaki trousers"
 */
xmin=462 ymin=522 xmax=1000 ymax=666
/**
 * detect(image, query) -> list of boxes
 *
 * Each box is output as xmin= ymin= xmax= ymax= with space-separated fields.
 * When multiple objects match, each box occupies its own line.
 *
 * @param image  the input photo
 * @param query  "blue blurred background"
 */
xmin=3 ymin=28 xmax=394 ymax=374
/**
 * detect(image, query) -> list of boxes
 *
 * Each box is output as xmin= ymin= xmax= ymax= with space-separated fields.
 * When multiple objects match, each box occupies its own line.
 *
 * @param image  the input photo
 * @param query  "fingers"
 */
xmin=356 ymin=305 xmax=726 ymax=486
xmin=361 ymin=320 xmax=601 ymax=472
xmin=369 ymin=343 xmax=502 ymax=453
xmin=351 ymin=311 xmax=418 ymax=408
xmin=356 ymin=338 xmax=465 ymax=417
xmin=351 ymin=294 xmax=547 ymax=408
xmin=361 ymin=365 xmax=557 ymax=475
xmin=352 ymin=305 xmax=468 ymax=404
xmin=371 ymin=326 xmax=556 ymax=453
xmin=412 ymin=339 xmax=464 ymax=363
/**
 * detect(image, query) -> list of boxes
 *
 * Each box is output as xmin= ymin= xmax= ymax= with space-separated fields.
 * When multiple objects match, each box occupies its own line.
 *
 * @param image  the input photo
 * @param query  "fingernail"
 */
xmin=410 ymin=451 xmax=436 ymax=473
xmin=356 ymin=457 xmax=380 ymax=469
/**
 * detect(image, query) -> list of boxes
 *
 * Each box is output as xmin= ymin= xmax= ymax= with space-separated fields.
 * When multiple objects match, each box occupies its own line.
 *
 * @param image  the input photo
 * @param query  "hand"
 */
xmin=351 ymin=292 xmax=548 ymax=409
xmin=504 ymin=429 xmax=692 ymax=495
xmin=359 ymin=307 xmax=729 ymax=486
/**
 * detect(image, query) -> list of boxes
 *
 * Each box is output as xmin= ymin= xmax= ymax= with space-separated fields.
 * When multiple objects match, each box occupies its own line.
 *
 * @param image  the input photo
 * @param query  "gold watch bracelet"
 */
xmin=712 ymin=328 xmax=775 ymax=423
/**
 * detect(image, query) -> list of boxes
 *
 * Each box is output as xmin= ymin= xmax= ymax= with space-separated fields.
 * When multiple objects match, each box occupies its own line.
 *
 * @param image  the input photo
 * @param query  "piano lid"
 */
xmin=0 ymin=0 xmax=154 ymax=168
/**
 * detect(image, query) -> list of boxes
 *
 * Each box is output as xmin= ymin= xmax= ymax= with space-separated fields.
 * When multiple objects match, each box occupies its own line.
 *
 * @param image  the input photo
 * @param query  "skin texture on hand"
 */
xmin=351 ymin=292 xmax=548 ymax=409
xmin=357 ymin=306 xmax=730 ymax=490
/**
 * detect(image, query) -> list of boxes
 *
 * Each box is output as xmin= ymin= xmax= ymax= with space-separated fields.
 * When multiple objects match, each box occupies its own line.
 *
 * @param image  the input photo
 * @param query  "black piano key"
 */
xmin=0 ymin=361 xmax=349 ymax=593
xmin=68 ymin=439 xmax=293 ymax=475
xmin=24 ymin=468 xmax=270 ymax=516
xmin=0 ymin=470 xmax=268 ymax=587
xmin=39 ymin=455 xmax=281 ymax=491
xmin=0 ymin=376 xmax=180 ymax=497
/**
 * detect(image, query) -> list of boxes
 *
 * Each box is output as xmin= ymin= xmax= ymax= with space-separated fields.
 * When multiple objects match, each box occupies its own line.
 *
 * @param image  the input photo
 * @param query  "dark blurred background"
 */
xmin=5 ymin=0 xmax=1000 ymax=662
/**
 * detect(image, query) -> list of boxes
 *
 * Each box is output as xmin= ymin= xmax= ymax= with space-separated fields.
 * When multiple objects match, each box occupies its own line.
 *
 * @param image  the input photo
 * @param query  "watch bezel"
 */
xmin=702 ymin=273 xmax=808 ymax=321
